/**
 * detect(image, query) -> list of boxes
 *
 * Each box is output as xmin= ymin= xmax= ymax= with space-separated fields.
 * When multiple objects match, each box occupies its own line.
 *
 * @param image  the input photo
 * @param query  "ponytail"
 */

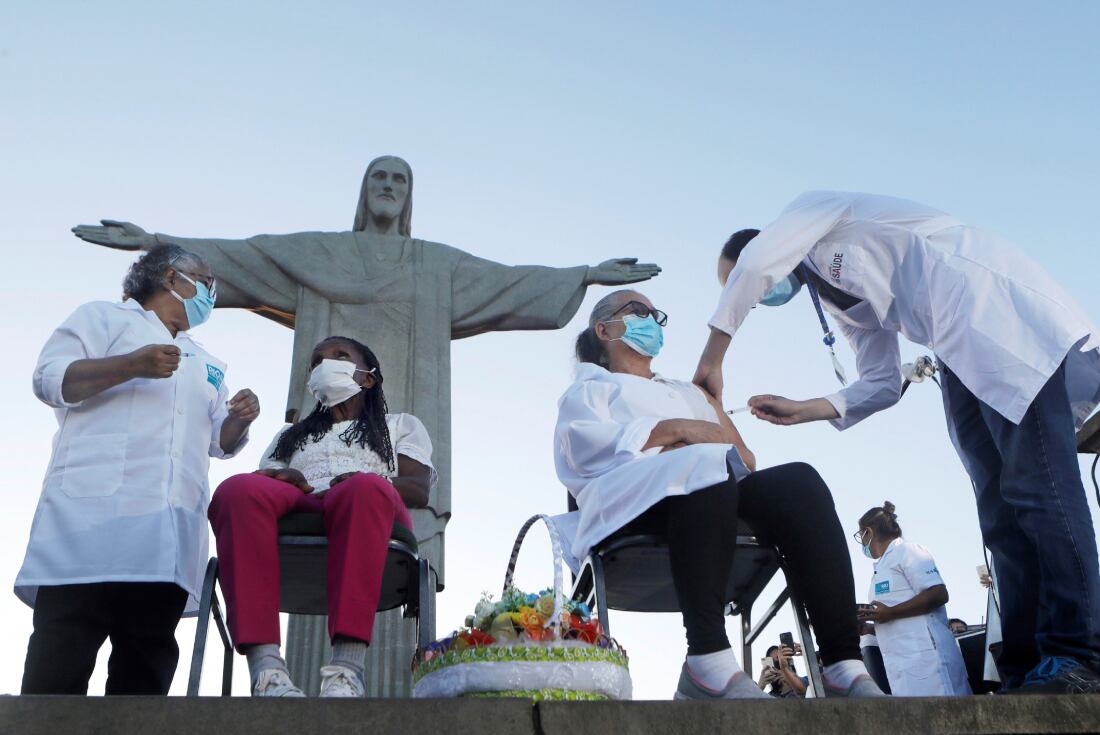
xmin=859 ymin=500 xmax=902 ymax=538
xmin=575 ymin=327 xmax=610 ymax=368
xmin=573 ymin=289 xmax=635 ymax=369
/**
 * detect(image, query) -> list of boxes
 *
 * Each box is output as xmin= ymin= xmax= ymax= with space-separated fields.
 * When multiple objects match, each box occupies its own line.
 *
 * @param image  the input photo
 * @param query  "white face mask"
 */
xmin=307 ymin=359 xmax=375 ymax=408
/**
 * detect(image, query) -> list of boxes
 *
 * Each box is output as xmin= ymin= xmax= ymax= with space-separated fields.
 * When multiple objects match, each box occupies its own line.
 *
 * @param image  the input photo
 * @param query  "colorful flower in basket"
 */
xmin=575 ymin=619 xmax=603 ymax=644
xmin=436 ymin=585 xmax=612 ymax=655
xmin=535 ymin=593 xmax=555 ymax=618
xmin=515 ymin=606 xmax=550 ymax=640
xmin=419 ymin=635 xmax=453 ymax=664
xmin=561 ymin=617 xmax=603 ymax=644
xmin=517 ymin=606 xmax=545 ymax=628
xmin=473 ymin=594 xmax=496 ymax=629
xmin=489 ymin=612 xmax=520 ymax=641
xmin=459 ymin=628 xmax=496 ymax=647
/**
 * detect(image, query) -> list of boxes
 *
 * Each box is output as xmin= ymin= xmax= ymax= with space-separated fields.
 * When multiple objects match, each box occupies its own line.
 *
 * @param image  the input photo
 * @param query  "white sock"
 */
xmin=686 ymin=649 xmax=741 ymax=690
xmin=244 ymin=643 xmax=288 ymax=685
xmin=823 ymin=658 xmax=869 ymax=690
xmin=329 ymin=637 xmax=368 ymax=683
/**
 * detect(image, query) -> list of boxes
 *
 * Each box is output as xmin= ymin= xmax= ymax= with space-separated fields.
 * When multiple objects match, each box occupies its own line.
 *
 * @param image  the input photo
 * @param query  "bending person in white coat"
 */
xmin=17 ymin=244 xmax=258 ymax=695
xmin=855 ymin=502 xmax=971 ymax=696
xmin=695 ymin=191 xmax=1100 ymax=694
xmin=555 ymin=289 xmax=885 ymax=700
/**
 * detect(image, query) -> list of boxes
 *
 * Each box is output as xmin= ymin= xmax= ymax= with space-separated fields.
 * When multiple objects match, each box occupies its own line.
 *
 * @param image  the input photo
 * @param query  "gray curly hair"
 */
xmin=122 ymin=244 xmax=207 ymax=303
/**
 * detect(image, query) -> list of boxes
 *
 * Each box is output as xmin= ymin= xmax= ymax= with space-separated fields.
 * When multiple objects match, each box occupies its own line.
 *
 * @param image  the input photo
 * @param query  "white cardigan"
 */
xmin=553 ymin=363 xmax=748 ymax=562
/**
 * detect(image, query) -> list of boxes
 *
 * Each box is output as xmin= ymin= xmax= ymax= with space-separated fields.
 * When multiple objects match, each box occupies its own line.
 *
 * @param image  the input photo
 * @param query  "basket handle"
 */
xmin=502 ymin=514 xmax=566 ymax=629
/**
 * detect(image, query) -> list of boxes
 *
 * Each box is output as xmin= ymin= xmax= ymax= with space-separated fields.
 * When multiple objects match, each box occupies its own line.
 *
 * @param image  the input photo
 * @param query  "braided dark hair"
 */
xmin=270 ymin=336 xmax=395 ymax=472
xmin=859 ymin=500 xmax=902 ymax=539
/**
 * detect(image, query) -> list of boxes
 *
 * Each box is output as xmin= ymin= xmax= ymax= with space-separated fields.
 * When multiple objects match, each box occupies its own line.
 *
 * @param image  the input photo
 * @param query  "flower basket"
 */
xmin=412 ymin=514 xmax=631 ymax=700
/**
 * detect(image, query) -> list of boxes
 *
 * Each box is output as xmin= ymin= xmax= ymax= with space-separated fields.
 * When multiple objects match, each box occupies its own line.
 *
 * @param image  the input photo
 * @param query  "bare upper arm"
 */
xmin=397 ymin=453 xmax=432 ymax=481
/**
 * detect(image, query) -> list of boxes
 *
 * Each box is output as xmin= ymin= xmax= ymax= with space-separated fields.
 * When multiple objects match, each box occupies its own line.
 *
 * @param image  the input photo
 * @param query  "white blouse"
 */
xmin=554 ymin=363 xmax=749 ymax=562
xmin=259 ymin=413 xmax=436 ymax=492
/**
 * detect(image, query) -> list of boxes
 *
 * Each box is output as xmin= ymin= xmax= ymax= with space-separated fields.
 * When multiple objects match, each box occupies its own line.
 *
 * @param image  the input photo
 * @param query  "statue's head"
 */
xmin=353 ymin=155 xmax=413 ymax=235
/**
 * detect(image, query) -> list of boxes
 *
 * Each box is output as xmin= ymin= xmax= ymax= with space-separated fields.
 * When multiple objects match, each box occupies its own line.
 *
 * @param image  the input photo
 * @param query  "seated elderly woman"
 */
xmin=554 ymin=289 xmax=884 ymax=699
xmin=209 ymin=336 xmax=435 ymax=698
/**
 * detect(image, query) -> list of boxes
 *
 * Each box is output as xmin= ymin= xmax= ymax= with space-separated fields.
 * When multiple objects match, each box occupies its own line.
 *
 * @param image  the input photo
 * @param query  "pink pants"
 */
xmin=208 ymin=472 xmax=412 ymax=648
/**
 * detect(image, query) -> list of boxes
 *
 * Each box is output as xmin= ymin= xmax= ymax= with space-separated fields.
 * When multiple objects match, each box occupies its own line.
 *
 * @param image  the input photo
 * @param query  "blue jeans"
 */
xmin=941 ymin=360 xmax=1100 ymax=683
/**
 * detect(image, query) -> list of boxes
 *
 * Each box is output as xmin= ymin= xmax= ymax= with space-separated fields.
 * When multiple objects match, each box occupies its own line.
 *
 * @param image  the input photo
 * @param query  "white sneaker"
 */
xmin=319 ymin=665 xmax=364 ymax=698
xmin=674 ymin=664 xmax=772 ymax=700
xmin=252 ymin=668 xmax=305 ymax=698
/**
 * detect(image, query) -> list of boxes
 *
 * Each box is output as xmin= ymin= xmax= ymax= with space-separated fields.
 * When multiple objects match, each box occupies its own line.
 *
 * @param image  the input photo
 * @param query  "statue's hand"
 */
xmin=71 ymin=220 xmax=154 ymax=251
xmin=587 ymin=257 xmax=661 ymax=285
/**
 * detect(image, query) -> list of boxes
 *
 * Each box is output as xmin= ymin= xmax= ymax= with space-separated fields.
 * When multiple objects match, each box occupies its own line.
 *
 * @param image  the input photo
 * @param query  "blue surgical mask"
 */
xmin=608 ymin=314 xmax=664 ymax=357
xmin=860 ymin=529 xmax=875 ymax=559
xmin=171 ymin=273 xmax=216 ymax=329
xmin=760 ymin=273 xmax=802 ymax=307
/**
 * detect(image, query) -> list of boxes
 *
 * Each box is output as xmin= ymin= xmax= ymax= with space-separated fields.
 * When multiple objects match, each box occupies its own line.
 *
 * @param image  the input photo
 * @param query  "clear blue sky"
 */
xmin=1 ymin=1 xmax=1098 ymax=698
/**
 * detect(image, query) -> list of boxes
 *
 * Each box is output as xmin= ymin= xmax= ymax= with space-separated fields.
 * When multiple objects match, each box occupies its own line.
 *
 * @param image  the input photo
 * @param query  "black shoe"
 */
xmin=1008 ymin=657 xmax=1100 ymax=695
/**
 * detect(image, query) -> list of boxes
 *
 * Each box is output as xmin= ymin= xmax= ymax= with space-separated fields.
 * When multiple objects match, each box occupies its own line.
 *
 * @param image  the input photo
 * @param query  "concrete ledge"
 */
xmin=1 ymin=694 xmax=1098 ymax=735
xmin=539 ymin=696 xmax=1100 ymax=735
xmin=0 ymin=696 xmax=534 ymax=735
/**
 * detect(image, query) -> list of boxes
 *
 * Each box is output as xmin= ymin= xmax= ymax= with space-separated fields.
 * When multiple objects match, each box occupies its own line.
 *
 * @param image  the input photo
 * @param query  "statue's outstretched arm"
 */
xmin=72 ymin=220 xmax=156 ymax=251
xmin=584 ymin=257 xmax=661 ymax=286
xmin=72 ymin=220 xmax=290 ymax=313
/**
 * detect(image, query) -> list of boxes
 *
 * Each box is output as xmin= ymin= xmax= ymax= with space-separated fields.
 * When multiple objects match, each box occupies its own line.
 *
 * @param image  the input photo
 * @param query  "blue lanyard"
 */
xmin=798 ymin=264 xmax=848 ymax=387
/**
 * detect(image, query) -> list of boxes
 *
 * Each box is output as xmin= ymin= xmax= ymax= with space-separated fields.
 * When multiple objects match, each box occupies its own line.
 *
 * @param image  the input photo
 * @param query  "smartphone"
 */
xmin=760 ymin=657 xmax=774 ymax=671
xmin=976 ymin=564 xmax=989 ymax=580
xmin=779 ymin=631 xmax=794 ymax=649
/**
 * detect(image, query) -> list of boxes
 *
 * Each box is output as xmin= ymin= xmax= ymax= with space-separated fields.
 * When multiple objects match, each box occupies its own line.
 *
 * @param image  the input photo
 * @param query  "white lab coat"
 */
xmin=16 ymin=300 xmax=246 ymax=614
xmin=553 ymin=363 xmax=749 ymax=562
xmin=869 ymin=538 xmax=971 ymax=696
xmin=710 ymin=191 xmax=1100 ymax=429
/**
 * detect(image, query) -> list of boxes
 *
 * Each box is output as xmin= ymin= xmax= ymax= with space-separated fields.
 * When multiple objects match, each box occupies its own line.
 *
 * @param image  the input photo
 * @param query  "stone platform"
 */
xmin=1 ymin=695 xmax=1097 ymax=734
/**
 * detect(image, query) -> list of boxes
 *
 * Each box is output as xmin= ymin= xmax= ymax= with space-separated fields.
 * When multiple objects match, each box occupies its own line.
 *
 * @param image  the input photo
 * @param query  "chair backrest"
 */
xmin=276 ymin=513 xmax=419 ymax=615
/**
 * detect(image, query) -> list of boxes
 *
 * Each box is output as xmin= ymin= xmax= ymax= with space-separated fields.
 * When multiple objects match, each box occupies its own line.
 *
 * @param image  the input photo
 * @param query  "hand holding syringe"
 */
xmin=726 ymin=405 xmax=750 ymax=415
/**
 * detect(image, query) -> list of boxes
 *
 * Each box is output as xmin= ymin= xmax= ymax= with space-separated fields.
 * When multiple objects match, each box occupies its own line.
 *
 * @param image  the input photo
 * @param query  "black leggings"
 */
xmin=604 ymin=462 xmax=859 ymax=665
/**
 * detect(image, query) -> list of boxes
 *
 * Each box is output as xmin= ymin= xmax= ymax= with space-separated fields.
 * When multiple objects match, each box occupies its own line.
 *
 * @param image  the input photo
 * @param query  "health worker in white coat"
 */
xmin=855 ymin=502 xmax=971 ymax=696
xmin=695 ymin=190 xmax=1100 ymax=694
xmin=555 ymin=289 xmax=885 ymax=700
xmin=17 ymin=245 xmax=259 ymax=696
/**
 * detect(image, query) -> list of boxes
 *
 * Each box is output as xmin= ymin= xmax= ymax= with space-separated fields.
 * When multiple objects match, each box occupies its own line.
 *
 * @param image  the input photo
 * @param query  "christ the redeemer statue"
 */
xmin=72 ymin=155 xmax=660 ymax=694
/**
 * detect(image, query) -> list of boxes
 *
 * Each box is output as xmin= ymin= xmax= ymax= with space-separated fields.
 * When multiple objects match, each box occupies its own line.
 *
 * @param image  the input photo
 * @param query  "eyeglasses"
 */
xmin=169 ymin=254 xmax=217 ymax=299
xmin=177 ymin=271 xmax=218 ymax=299
xmin=610 ymin=300 xmax=668 ymax=326
xmin=852 ymin=529 xmax=869 ymax=545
